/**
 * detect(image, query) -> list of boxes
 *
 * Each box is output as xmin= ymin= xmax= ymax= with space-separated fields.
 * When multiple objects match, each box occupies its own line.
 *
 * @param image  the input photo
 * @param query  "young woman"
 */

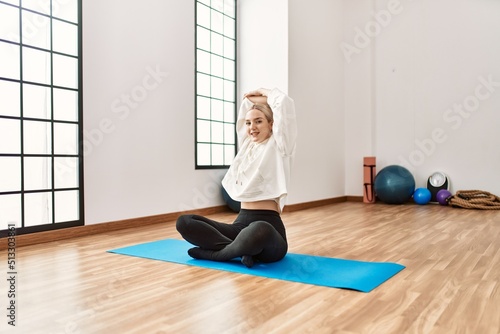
xmin=176 ymin=88 xmax=297 ymax=267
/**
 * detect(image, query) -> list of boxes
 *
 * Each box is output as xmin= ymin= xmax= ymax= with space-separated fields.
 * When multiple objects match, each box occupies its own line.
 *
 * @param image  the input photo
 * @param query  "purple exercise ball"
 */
xmin=436 ymin=189 xmax=452 ymax=205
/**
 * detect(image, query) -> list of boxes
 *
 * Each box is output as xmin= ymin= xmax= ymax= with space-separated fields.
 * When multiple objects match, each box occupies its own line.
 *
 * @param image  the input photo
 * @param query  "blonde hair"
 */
xmin=248 ymin=103 xmax=273 ymax=123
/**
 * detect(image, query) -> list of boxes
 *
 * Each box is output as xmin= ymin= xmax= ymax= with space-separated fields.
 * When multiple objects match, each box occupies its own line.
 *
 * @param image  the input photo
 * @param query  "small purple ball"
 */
xmin=437 ymin=189 xmax=452 ymax=205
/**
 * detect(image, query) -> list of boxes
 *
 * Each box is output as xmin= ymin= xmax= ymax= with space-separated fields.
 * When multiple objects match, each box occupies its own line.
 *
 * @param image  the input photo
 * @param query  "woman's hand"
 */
xmin=244 ymin=88 xmax=271 ymax=98
xmin=244 ymin=88 xmax=271 ymax=104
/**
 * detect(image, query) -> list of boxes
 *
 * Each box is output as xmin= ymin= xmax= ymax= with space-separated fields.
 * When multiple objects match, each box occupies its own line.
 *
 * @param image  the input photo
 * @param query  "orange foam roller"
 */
xmin=363 ymin=157 xmax=376 ymax=203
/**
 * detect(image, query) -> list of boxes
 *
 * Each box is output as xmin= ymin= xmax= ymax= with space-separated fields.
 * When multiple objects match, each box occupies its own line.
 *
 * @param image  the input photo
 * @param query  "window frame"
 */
xmin=195 ymin=0 xmax=237 ymax=169
xmin=0 ymin=0 xmax=84 ymax=236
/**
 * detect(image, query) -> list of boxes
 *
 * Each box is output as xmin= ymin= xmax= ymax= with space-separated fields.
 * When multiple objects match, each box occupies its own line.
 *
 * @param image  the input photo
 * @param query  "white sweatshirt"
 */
xmin=222 ymin=88 xmax=297 ymax=212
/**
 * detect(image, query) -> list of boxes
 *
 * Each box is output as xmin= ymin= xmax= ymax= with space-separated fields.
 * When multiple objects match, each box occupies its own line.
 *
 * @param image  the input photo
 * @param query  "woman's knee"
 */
xmin=176 ymin=214 xmax=194 ymax=234
xmin=245 ymin=220 xmax=278 ymax=240
xmin=248 ymin=220 xmax=274 ymax=232
xmin=246 ymin=221 xmax=287 ymax=258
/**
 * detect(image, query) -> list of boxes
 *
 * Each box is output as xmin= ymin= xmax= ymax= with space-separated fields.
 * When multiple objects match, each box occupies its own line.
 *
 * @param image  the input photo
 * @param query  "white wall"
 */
xmin=343 ymin=0 xmax=377 ymax=196
xmin=238 ymin=0 xmax=346 ymax=205
xmin=344 ymin=0 xmax=500 ymax=196
xmin=237 ymin=0 xmax=289 ymax=95
xmin=83 ymin=0 xmax=500 ymax=226
xmin=83 ymin=0 xmax=225 ymax=225
xmin=288 ymin=0 xmax=346 ymax=204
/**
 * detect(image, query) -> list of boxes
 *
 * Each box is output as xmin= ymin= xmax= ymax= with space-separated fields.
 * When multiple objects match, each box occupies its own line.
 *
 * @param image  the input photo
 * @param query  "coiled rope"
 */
xmin=448 ymin=190 xmax=500 ymax=210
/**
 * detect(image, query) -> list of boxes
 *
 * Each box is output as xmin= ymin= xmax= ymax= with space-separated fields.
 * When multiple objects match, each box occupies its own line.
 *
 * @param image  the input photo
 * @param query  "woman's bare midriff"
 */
xmin=241 ymin=200 xmax=280 ymax=213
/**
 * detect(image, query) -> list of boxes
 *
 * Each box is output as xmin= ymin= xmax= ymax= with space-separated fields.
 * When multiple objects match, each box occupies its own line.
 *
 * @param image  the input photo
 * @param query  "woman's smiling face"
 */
xmin=245 ymin=109 xmax=273 ymax=143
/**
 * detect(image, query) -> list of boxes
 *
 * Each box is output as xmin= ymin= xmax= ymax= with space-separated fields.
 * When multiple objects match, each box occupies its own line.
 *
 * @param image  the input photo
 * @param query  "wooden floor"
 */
xmin=1 ymin=202 xmax=499 ymax=334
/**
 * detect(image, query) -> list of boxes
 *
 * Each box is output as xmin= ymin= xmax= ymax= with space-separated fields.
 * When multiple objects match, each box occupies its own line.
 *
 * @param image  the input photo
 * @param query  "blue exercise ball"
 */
xmin=413 ymin=187 xmax=431 ymax=205
xmin=222 ymin=186 xmax=240 ymax=212
xmin=374 ymin=165 xmax=415 ymax=204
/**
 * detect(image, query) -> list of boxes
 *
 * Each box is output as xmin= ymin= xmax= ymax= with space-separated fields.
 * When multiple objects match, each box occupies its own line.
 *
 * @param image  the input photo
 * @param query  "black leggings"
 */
xmin=176 ymin=209 xmax=287 ymax=267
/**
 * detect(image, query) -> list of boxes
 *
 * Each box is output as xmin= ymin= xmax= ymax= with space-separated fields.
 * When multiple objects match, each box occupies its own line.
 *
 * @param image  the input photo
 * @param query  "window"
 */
xmin=195 ymin=0 xmax=236 ymax=168
xmin=0 ymin=0 xmax=83 ymax=236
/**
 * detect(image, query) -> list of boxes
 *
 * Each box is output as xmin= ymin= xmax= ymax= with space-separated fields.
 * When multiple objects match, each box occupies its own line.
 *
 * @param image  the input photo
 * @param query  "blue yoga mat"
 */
xmin=108 ymin=239 xmax=405 ymax=292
